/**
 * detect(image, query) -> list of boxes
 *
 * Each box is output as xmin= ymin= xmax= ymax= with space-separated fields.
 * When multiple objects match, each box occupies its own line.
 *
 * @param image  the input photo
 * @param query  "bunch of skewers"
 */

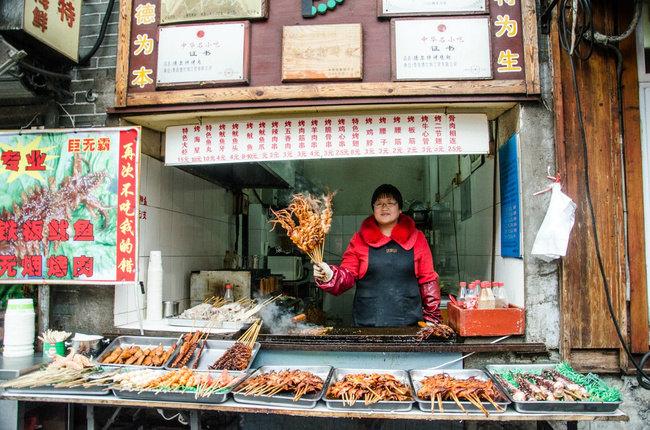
xmin=112 ymin=368 xmax=242 ymax=399
xmin=38 ymin=330 xmax=72 ymax=344
xmin=416 ymin=374 xmax=505 ymax=416
xmin=0 ymin=352 xmax=109 ymax=389
xmin=234 ymin=370 xmax=324 ymax=401
xmin=326 ymin=373 xmax=412 ymax=406
xmin=494 ymin=370 xmax=590 ymax=402
xmin=270 ymin=192 xmax=334 ymax=263
xmin=209 ymin=320 xmax=262 ymax=371
xmin=415 ymin=321 xmax=456 ymax=341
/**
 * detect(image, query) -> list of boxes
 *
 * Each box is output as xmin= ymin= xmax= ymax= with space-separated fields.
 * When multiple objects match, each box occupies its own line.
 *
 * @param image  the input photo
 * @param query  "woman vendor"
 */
xmin=313 ymin=184 xmax=441 ymax=327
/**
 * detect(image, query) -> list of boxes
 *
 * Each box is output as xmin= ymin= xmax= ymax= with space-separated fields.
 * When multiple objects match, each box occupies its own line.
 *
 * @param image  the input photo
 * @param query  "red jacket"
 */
xmin=317 ymin=214 xmax=441 ymax=323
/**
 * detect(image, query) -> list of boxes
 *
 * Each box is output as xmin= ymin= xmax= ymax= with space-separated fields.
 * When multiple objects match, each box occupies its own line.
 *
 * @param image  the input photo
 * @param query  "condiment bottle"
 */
xmin=477 ymin=281 xmax=496 ymax=309
xmin=458 ymin=281 xmax=467 ymax=301
xmin=494 ymin=282 xmax=509 ymax=308
xmin=224 ymin=283 xmax=235 ymax=303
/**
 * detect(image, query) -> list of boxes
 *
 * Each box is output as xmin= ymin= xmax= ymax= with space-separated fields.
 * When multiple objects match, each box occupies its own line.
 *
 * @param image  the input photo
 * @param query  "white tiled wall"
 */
xmin=114 ymin=155 xmax=234 ymax=326
xmin=435 ymin=154 xmax=525 ymax=307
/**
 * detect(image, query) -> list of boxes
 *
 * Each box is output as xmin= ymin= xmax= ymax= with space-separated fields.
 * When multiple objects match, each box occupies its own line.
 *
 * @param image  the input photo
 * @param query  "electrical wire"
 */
xmin=558 ymin=0 xmax=650 ymax=389
xmin=78 ymin=0 xmax=117 ymax=65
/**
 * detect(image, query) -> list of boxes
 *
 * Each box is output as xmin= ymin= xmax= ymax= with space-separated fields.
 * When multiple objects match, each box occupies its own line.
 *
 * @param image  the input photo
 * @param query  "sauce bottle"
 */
xmin=494 ymin=282 xmax=509 ymax=308
xmin=477 ymin=281 xmax=496 ymax=309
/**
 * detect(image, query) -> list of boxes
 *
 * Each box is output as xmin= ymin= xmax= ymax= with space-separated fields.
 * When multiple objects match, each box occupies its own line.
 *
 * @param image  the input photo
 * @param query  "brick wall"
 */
xmin=60 ymin=0 xmax=120 ymax=128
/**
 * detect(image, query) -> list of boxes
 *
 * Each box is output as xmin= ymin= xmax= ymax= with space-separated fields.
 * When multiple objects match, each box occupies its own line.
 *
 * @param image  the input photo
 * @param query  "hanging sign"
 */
xmin=282 ymin=24 xmax=363 ymax=82
xmin=0 ymin=128 xmax=140 ymax=284
xmin=23 ymin=0 xmax=82 ymax=61
xmin=499 ymin=134 xmax=522 ymax=258
xmin=392 ymin=17 xmax=492 ymax=81
xmin=379 ymin=0 xmax=488 ymax=17
xmin=165 ymin=113 xmax=489 ymax=165
xmin=160 ymin=0 xmax=267 ymax=24
xmin=156 ymin=21 xmax=250 ymax=87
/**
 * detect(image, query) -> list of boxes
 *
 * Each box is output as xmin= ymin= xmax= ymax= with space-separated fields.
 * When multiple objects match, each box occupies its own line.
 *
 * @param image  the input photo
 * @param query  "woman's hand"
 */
xmin=313 ymin=262 xmax=333 ymax=282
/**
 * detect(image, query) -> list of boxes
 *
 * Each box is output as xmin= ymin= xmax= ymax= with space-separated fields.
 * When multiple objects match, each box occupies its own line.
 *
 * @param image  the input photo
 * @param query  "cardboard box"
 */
xmin=447 ymin=302 xmax=525 ymax=337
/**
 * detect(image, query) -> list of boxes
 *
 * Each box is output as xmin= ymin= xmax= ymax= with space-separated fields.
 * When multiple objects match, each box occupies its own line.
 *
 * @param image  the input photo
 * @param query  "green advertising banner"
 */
xmin=0 ymin=127 xmax=140 ymax=284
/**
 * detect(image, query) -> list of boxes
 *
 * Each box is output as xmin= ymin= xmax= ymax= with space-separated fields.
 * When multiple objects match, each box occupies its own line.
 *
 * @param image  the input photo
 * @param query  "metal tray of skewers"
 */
xmin=485 ymin=364 xmax=622 ymax=414
xmin=232 ymin=366 xmax=333 ymax=409
xmin=409 ymin=369 xmax=510 ymax=414
xmin=95 ymin=336 xmax=178 ymax=369
xmin=164 ymin=339 xmax=261 ymax=372
xmin=112 ymin=369 xmax=248 ymax=404
xmin=1 ymin=367 xmax=118 ymax=396
xmin=323 ymin=368 xmax=415 ymax=412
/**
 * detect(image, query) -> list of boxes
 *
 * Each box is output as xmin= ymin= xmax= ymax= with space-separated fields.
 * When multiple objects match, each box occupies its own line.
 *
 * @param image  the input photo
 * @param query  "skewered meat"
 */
xmin=170 ymin=331 xmax=204 ymax=368
xmin=235 ymin=370 xmax=324 ymax=401
xmin=497 ymin=370 xmax=592 ymax=402
xmin=416 ymin=374 xmax=505 ymax=416
xmin=415 ymin=322 xmax=455 ymax=341
xmin=100 ymin=344 xmax=174 ymax=367
xmin=326 ymin=373 xmax=412 ymax=406
xmin=494 ymin=374 xmax=529 ymax=402
xmin=209 ymin=342 xmax=252 ymax=371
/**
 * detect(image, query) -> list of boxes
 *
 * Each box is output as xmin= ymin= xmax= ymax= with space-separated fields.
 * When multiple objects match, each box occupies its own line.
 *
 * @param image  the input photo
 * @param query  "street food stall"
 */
xmin=0 ymin=0 xmax=643 ymax=428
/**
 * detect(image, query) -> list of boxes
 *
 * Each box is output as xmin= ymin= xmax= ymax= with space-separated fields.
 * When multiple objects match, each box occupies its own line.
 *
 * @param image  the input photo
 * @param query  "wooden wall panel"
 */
xmin=619 ymin=1 xmax=650 ymax=354
xmin=553 ymin=1 xmax=628 ymax=351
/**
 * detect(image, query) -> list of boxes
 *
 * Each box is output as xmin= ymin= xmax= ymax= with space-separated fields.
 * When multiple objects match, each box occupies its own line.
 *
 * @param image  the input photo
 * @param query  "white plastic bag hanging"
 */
xmin=531 ymin=183 xmax=577 ymax=262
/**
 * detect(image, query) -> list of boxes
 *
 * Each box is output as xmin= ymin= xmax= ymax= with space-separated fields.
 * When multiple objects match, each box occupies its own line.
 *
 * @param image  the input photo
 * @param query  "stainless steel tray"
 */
xmin=96 ymin=336 xmax=178 ymax=369
xmin=165 ymin=339 xmax=260 ymax=371
xmin=324 ymin=368 xmax=414 ymax=412
xmin=485 ymin=364 xmax=622 ymax=414
xmin=233 ymin=366 xmax=332 ymax=409
xmin=167 ymin=318 xmax=253 ymax=331
xmin=410 ymin=369 xmax=510 ymax=414
xmin=112 ymin=371 xmax=246 ymax=404
xmin=4 ymin=385 xmax=110 ymax=396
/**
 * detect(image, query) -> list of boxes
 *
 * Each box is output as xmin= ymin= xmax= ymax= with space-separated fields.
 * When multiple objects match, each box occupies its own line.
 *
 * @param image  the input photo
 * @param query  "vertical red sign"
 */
xmin=116 ymin=129 xmax=139 ymax=282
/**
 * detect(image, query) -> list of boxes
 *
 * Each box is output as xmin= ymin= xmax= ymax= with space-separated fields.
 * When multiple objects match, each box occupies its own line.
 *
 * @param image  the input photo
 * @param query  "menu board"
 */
xmin=0 ymin=128 xmax=140 ymax=284
xmin=392 ymin=17 xmax=492 ymax=80
xmin=156 ymin=22 xmax=250 ymax=87
xmin=165 ymin=113 xmax=489 ymax=165
xmin=379 ymin=0 xmax=487 ymax=16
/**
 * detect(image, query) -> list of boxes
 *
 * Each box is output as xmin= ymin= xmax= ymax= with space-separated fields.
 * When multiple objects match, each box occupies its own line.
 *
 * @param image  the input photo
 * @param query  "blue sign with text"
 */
xmin=499 ymin=134 xmax=521 ymax=258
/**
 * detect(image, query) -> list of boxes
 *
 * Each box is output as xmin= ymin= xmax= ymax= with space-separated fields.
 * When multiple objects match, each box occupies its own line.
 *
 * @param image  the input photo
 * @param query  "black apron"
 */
xmin=352 ymin=240 xmax=422 ymax=327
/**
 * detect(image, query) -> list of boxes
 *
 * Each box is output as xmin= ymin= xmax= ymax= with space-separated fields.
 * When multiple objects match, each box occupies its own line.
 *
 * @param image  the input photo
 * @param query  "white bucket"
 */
xmin=3 ymin=298 xmax=35 ymax=357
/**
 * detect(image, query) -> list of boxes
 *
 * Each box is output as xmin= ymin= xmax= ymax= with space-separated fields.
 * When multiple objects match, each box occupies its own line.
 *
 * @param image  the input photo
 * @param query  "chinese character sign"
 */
xmin=23 ymin=0 xmax=82 ymax=61
xmin=165 ymin=113 xmax=489 ymax=165
xmin=0 ymin=128 xmax=140 ymax=283
xmin=393 ymin=18 xmax=492 ymax=80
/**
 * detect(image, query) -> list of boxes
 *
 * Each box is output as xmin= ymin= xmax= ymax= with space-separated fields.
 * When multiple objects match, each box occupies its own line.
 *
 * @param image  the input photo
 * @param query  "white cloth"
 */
xmin=531 ymin=183 xmax=577 ymax=262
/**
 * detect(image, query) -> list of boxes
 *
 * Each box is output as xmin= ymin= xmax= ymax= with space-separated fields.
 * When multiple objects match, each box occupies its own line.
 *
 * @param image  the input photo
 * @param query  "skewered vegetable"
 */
xmin=270 ymin=192 xmax=334 ymax=263
xmin=326 ymin=373 xmax=412 ymax=406
xmin=235 ymin=370 xmax=324 ymax=401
